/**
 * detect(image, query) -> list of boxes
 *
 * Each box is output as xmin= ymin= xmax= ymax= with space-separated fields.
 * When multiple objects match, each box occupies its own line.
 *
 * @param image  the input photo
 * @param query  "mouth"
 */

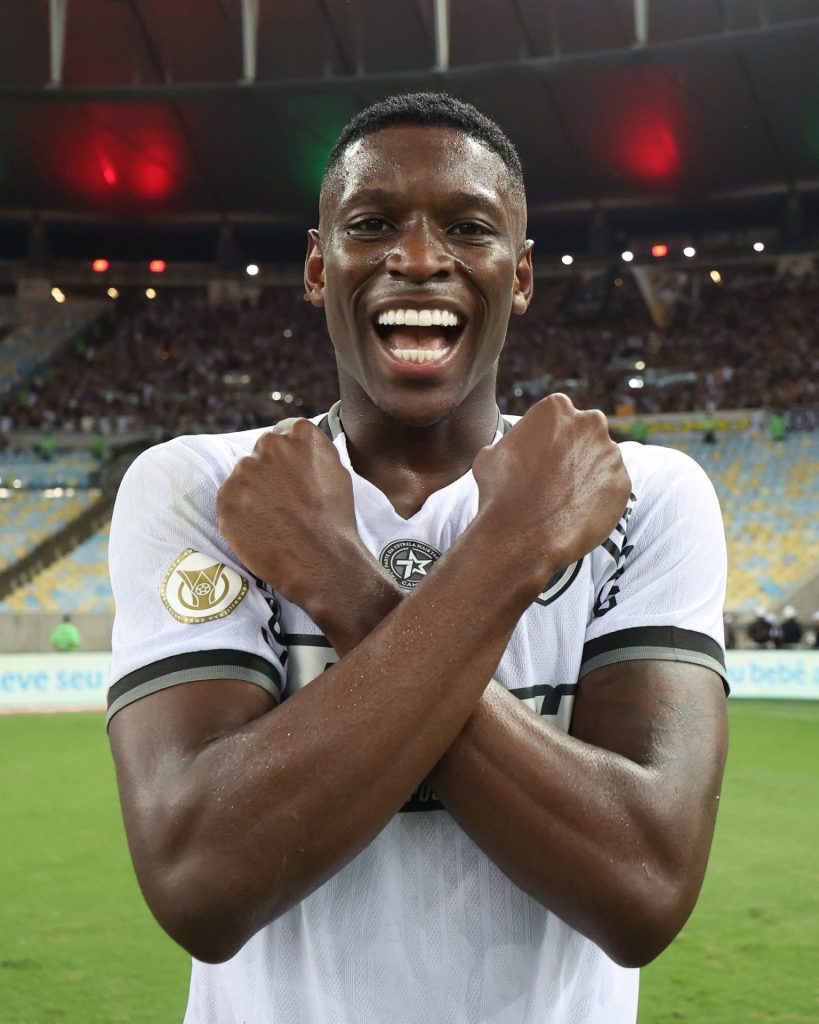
xmin=372 ymin=307 xmax=466 ymax=367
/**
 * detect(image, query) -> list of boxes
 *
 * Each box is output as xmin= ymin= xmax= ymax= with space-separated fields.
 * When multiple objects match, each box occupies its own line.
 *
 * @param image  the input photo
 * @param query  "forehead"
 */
xmin=324 ymin=125 xmax=514 ymax=216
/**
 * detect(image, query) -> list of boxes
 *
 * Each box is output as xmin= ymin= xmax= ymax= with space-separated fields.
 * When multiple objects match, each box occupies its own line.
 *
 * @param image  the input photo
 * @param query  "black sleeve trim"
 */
xmin=580 ymin=626 xmax=729 ymax=693
xmin=107 ymin=649 xmax=283 ymax=726
xmin=282 ymin=632 xmax=334 ymax=648
xmin=508 ymin=682 xmax=578 ymax=716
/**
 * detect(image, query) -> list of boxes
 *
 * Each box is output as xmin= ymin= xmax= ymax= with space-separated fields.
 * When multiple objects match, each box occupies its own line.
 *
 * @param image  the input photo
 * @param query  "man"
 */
xmin=50 ymin=613 xmax=81 ymax=652
xmin=748 ymin=607 xmax=775 ymax=648
xmin=779 ymin=606 xmax=803 ymax=648
xmin=107 ymin=93 xmax=728 ymax=1024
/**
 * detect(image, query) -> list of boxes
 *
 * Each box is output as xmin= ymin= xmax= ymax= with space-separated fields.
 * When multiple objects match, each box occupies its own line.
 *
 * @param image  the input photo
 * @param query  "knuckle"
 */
xmin=270 ymin=417 xmax=299 ymax=435
xmin=583 ymin=407 xmax=608 ymax=430
xmin=253 ymin=431 xmax=277 ymax=454
xmin=549 ymin=392 xmax=574 ymax=410
xmin=290 ymin=417 xmax=313 ymax=436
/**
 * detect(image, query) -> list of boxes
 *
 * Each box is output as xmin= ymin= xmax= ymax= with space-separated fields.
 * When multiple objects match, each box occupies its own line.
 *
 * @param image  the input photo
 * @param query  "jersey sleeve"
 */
xmin=106 ymin=435 xmax=286 ymax=725
xmin=580 ymin=443 xmax=728 ymax=687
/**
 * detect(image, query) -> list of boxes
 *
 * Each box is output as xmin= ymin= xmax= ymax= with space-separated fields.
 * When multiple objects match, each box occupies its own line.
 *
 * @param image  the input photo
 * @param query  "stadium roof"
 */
xmin=3 ymin=0 xmax=819 ymax=262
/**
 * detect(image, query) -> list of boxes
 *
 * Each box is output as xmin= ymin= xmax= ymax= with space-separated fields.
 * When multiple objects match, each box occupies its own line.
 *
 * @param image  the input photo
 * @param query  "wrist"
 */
xmin=462 ymin=510 xmax=558 ymax=613
xmin=305 ymin=537 xmax=403 ymax=655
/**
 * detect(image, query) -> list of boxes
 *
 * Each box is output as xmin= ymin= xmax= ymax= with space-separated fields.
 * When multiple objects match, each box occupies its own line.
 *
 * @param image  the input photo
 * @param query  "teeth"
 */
xmin=393 ymin=348 xmax=447 ymax=363
xmin=376 ymin=308 xmax=461 ymax=327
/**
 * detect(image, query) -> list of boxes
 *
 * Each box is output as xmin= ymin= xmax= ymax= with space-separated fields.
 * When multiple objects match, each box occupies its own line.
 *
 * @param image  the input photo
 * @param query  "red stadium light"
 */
xmin=91 ymin=258 xmax=110 ymax=273
xmin=149 ymin=259 xmax=167 ymax=273
xmin=651 ymin=244 xmax=669 ymax=258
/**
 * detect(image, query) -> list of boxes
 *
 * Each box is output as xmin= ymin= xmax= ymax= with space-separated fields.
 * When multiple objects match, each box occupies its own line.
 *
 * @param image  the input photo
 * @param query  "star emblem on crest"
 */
xmin=393 ymin=548 xmax=433 ymax=581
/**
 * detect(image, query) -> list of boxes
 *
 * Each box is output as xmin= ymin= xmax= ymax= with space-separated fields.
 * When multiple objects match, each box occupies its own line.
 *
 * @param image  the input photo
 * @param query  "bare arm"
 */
xmin=109 ymin=396 xmax=630 ymax=964
xmin=306 ymin=441 xmax=729 ymax=968
xmin=110 ymin=521 xmax=535 ymax=965
xmin=312 ymin=569 xmax=727 ymax=969
xmin=428 ymin=664 xmax=727 ymax=968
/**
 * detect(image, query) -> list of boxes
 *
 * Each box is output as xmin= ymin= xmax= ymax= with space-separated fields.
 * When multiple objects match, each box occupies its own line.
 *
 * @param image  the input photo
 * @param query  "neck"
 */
xmin=336 ymin=384 xmax=500 ymax=518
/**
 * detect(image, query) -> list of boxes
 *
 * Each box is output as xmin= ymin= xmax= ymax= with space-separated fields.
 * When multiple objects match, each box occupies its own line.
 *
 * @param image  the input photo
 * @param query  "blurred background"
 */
xmin=0 ymin=2 xmax=817 ymax=1022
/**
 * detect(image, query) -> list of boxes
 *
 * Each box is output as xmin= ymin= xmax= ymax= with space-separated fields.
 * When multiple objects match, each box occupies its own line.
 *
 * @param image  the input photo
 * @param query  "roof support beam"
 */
xmin=241 ymin=0 xmax=259 ymax=84
xmin=48 ymin=0 xmax=68 ymax=88
xmin=11 ymin=14 xmax=819 ymax=102
xmin=434 ymin=0 xmax=449 ymax=71
xmin=634 ymin=0 xmax=649 ymax=46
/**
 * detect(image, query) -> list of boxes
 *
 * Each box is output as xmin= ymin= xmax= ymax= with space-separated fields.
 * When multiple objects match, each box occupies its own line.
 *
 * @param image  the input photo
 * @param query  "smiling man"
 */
xmin=107 ymin=93 xmax=729 ymax=1024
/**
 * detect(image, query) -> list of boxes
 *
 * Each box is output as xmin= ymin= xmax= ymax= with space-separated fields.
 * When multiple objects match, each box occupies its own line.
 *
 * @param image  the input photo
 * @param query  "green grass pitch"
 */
xmin=1 ymin=700 xmax=817 ymax=1023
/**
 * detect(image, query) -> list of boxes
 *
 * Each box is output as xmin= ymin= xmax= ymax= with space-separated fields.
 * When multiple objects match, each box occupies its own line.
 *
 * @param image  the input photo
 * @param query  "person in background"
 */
xmin=768 ymin=409 xmax=787 ymax=441
xmin=779 ymin=606 xmax=804 ymax=648
xmin=49 ymin=614 xmax=81 ymax=652
xmin=38 ymin=434 xmax=55 ymax=461
xmin=630 ymin=419 xmax=648 ymax=444
xmin=723 ymin=612 xmax=737 ymax=650
xmin=747 ymin=608 xmax=775 ymax=648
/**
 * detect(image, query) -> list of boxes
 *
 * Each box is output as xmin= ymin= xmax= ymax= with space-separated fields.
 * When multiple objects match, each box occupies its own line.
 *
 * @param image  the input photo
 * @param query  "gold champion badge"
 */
xmin=161 ymin=548 xmax=248 ymax=624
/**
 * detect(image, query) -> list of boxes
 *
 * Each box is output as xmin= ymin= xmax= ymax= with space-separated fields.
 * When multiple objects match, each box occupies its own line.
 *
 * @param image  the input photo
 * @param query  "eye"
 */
xmin=450 ymin=221 xmax=493 ymax=237
xmin=347 ymin=216 xmax=391 ymax=234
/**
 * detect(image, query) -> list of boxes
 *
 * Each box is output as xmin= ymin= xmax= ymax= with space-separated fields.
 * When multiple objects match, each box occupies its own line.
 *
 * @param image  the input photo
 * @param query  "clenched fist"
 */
xmin=472 ymin=394 xmax=631 ymax=591
xmin=217 ymin=418 xmax=368 ymax=612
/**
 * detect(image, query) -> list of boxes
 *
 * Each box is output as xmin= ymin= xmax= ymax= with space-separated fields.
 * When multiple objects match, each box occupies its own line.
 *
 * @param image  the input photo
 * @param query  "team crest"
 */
xmin=380 ymin=539 xmax=442 ymax=589
xmin=161 ymin=548 xmax=248 ymax=623
xmin=534 ymin=558 xmax=583 ymax=607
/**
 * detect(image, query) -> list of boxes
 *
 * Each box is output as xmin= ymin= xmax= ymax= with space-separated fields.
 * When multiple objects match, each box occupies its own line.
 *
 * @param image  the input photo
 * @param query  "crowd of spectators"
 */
xmin=1 ymin=266 xmax=818 ymax=436
xmin=739 ymin=607 xmax=819 ymax=650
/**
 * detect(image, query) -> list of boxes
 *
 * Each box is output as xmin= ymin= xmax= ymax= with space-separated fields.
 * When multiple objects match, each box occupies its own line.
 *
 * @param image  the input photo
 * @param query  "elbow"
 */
xmin=605 ymin=926 xmax=677 ymax=970
xmin=601 ymin=874 xmax=698 ymax=969
xmin=163 ymin=914 xmax=246 ymax=966
xmin=137 ymin=859 xmax=260 ymax=965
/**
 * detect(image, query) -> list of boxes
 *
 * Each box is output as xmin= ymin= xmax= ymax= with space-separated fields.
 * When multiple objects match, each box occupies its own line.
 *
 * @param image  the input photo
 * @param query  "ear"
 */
xmin=304 ymin=229 xmax=325 ymax=307
xmin=511 ymin=239 xmax=534 ymax=316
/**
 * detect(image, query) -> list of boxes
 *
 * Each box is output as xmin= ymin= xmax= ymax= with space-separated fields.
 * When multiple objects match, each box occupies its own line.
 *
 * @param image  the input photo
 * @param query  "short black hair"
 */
xmin=323 ymin=91 xmax=525 ymax=201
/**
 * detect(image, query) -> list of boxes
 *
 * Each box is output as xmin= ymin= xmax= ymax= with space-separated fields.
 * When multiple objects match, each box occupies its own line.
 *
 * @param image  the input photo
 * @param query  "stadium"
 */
xmin=1 ymin=2 xmax=817 ymax=1022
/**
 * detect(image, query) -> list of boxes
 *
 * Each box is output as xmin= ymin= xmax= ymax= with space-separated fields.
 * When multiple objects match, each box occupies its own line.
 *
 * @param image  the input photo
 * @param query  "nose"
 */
xmin=385 ymin=218 xmax=453 ymax=282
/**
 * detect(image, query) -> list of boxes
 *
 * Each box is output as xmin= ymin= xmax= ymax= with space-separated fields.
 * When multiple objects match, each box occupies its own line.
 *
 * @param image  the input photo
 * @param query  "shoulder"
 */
xmin=111 ymin=429 xmax=269 ymax=542
xmin=618 ymin=440 xmax=711 ymax=488
xmin=114 ymin=415 xmax=335 ymax=524
xmin=123 ymin=428 xmax=270 ymax=488
xmin=618 ymin=441 xmax=719 ymax=516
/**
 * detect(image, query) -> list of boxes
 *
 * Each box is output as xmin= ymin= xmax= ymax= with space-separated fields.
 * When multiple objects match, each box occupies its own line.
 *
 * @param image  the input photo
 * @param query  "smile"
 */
xmin=373 ymin=307 xmax=465 ymax=367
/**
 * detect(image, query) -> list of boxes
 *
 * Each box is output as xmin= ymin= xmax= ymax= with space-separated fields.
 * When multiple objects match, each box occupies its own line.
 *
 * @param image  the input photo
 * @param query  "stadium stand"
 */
xmin=0 ymin=449 xmax=98 ymax=489
xmin=0 ymin=300 xmax=106 ymax=399
xmin=656 ymin=433 xmax=819 ymax=613
xmin=2 ymin=269 xmax=817 ymax=432
xmin=0 ymin=522 xmax=113 ymax=614
xmin=0 ymin=489 xmax=102 ymax=572
xmin=0 ymin=448 xmax=112 ymax=627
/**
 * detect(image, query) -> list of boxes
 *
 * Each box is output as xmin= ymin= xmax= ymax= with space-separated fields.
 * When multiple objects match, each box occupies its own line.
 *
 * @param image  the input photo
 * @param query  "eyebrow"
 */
xmin=338 ymin=187 xmax=505 ymax=215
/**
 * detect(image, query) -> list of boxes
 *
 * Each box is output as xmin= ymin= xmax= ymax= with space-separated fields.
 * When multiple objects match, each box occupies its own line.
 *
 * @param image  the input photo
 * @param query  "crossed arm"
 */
xmin=109 ymin=400 xmax=728 ymax=967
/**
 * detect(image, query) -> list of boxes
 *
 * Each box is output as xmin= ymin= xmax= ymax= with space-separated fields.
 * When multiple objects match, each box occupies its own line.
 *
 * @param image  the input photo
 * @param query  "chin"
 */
xmin=376 ymin=388 xmax=462 ymax=430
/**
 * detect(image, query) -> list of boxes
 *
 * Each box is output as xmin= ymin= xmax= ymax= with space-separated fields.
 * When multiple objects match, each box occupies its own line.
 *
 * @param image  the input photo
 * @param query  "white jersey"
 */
xmin=107 ymin=404 xmax=728 ymax=1024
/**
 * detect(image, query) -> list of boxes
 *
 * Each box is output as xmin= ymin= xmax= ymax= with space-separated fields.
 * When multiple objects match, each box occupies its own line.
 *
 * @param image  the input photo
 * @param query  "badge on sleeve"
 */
xmin=161 ymin=548 xmax=248 ymax=624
